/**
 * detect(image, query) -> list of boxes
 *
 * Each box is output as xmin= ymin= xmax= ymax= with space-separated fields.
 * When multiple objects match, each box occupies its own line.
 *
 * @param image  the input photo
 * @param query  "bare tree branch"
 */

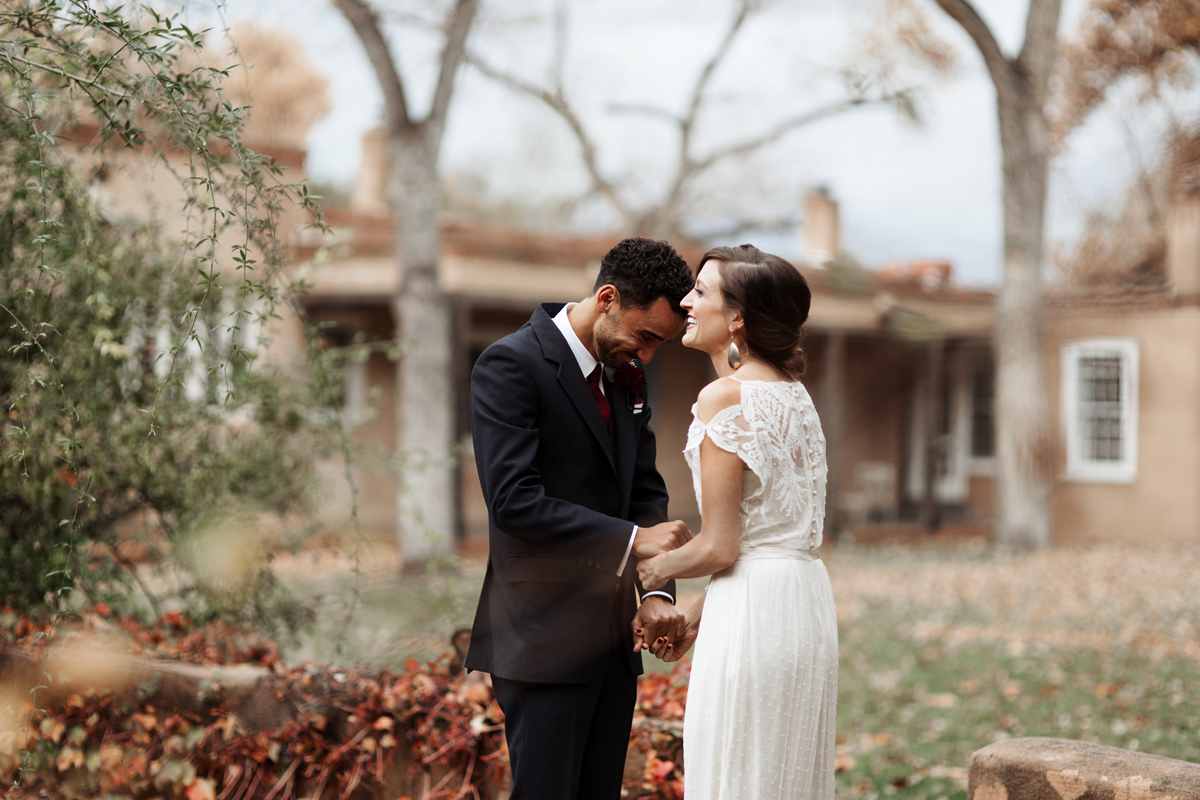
xmin=332 ymin=0 xmax=412 ymax=133
xmin=550 ymin=0 xmax=568 ymax=94
xmin=607 ymin=103 xmax=682 ymax=124
xmin=470 ymin=0 xmax=912 ymax=241
xmin=1017 ymin=0 xmax=1063 ymax=109
xmin=680 ymin=0 xmax=752 ymax=141
xmin=691 ymin=92 xmax=902 ymax=175
xmin=694 ymin=214 xmax=799 ymax=241
xmin=467 ymin=53 xmax=632 ymax=228
xmin=632 ymin=89 xmax=908 ymax=236
xmin=624 ymin=1 xmax=756 ymax=237
xmin=933 ymin=0 xmax=1018 ymax=101
xmin=428 ymin=0 xmax=480 ymax=140
xmin=603 ymin=2 xmax=751 ymax=149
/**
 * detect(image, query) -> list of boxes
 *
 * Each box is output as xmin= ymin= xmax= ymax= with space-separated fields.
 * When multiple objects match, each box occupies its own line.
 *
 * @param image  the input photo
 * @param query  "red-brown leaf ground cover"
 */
xmin=5 ymin=540 xmax=1199 ymax=800
xmin=2 ymin=607 xmax=692 ymax=799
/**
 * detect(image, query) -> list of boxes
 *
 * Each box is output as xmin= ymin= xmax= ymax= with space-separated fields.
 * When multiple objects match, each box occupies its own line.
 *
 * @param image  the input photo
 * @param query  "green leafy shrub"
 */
xmin=0 ymin=2 xmax=331 ymax=615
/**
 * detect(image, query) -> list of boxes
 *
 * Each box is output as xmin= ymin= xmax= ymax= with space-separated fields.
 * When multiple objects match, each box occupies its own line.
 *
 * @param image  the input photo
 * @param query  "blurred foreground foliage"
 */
xmin=0 ymin=607 xmax=504 ymax=799
xmin=6 ymin=542 xmax=1199 ymax=799
xmin=0 ymin=608 xmax=692 ymax=799
xmin=0 ymin=3 xmax=333 ymax=614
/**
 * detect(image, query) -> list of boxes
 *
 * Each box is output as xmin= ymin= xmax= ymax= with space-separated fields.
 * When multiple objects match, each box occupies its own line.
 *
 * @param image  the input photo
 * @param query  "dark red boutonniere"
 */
xmin=613 ymin=361 xmax=648 ymax=392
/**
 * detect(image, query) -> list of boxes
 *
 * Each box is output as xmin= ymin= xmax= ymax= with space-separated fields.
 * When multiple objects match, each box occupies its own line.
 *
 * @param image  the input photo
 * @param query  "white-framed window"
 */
xmin=1060 ymin=337 xmax=1139 ymax=483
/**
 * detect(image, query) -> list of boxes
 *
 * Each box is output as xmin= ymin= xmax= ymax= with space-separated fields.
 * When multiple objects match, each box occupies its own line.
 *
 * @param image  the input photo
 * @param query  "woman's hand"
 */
xmin=654 ymin=617 xmax=699 ymax=662
xmin=633 ymin=596 xmax=703 ymax=662
xmin=637 ymin=554 xmax=669 ymax=591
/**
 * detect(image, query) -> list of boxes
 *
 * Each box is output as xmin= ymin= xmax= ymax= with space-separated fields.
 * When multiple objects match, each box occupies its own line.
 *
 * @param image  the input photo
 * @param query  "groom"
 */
xmin=466 ymin=237 xmax=696 ymax=800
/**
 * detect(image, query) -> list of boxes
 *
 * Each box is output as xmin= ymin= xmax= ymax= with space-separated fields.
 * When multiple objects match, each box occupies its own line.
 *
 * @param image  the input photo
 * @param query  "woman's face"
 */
xmin=680 ymin=261 xmax=735 ymax=354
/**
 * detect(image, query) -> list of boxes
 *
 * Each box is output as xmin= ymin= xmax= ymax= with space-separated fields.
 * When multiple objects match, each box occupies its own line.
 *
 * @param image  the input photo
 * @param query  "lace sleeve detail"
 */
xmin=702 ymin=404 xmax=767 ymax=478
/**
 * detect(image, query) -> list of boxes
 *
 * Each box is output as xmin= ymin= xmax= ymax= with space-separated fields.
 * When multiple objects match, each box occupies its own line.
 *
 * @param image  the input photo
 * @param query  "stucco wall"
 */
xmin=1046 ymin=304 xmax=1200 ymax=544
xmin=806 ymin=335 xmax=915 ymax=525
xmin=648 ymin=341 xmax=716 ymax=527
xmin=77 ymin=140 xmax=313 ymax=279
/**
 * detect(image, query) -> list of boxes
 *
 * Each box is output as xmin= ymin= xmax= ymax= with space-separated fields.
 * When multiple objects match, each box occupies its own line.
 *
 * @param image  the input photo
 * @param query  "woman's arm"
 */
xmin=637 ymin=379 xmax=744 ymax=589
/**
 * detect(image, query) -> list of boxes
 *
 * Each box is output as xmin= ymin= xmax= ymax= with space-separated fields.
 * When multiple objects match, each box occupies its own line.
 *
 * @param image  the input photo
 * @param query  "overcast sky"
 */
xmin=201 ymin=0 xmax=1199 ymax=287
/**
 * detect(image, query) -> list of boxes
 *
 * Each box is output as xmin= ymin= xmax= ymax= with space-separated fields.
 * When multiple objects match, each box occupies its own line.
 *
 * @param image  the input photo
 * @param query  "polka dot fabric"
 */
xmin=682 ymin=379 xmax=837 ymax=800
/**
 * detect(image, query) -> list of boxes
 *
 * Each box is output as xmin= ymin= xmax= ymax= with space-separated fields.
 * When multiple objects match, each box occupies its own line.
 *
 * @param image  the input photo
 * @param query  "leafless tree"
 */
xmin=1052 ymin=0 xmax=1200 ymax=288
xmin=1055 ymin=0 xmax=1200 ymax=140
xmin=469 ymin=0 xmax=920 ymax=242
xmin=333 ymin=0 xmax=479 ymax=568
xmin=930 ymin=0 xmax=1062 ymax=548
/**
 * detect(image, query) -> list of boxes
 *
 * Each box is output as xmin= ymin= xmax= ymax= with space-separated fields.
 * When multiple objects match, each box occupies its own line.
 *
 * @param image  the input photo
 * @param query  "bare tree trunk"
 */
xmin=992 ymin=87 xmax=1053 ymax=547
xmin=821 ymin=333 xmax=846 ymax=541
xmin=334 ymin=0 xmax=478 ymax=568
xmin=934 ymin=0 xmax=1061 ymax=548
xmin=391 ymin=133 xmax=456 ymax=566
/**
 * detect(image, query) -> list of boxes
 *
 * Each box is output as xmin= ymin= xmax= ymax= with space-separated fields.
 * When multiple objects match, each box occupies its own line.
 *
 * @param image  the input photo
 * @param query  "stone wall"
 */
xmin=970 ymin=738 xmax=1200 ymax=800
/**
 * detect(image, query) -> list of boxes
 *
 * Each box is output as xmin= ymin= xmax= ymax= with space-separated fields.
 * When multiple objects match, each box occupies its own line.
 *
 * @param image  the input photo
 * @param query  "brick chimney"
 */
xmin=802 ymin=187 xmax=840 ymax=267
xmin=351 ymin=126 xmax=390 ymax=214
xmin=1166 ymin=183 xmax=1200 ymax=295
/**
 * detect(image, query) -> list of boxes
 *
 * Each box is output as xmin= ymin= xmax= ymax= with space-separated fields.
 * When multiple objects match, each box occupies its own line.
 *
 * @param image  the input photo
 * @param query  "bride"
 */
xmin=635 ymin=244 xmax=837 ymax=800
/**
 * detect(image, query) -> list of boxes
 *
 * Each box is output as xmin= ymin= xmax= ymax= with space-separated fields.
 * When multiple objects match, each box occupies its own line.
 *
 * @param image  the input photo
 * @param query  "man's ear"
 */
xmin=595 ymin=284 xmax=619 ymax=312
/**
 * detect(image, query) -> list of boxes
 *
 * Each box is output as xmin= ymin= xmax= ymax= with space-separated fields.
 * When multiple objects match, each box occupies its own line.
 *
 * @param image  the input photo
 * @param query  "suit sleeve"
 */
xmin=627 ymin=390 xmax=678 ymax=604
xmin=471 ymin=343 xmax=634 ymax=568
xmin=626 ymin=395 xmax=670 ymax=528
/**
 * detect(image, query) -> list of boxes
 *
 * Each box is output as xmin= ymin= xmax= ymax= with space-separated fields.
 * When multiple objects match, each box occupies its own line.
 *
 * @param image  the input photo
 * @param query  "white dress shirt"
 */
xmin=552 ymin=304 xmax=673 ymax=605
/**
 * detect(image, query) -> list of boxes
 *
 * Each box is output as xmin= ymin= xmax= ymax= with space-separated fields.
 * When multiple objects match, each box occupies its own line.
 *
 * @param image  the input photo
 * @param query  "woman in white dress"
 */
xmin=635 ymin=244 xmax=837 ymax=800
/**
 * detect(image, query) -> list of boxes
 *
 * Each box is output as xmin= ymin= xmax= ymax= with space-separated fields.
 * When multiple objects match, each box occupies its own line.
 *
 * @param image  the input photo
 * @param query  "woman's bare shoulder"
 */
xmin=695 ymin=377 xmax=742 ymax=423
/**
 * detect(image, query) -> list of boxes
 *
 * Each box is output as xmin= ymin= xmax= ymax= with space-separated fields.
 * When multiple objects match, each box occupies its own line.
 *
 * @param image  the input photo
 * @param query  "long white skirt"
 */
xmin=682 ymin=556 xmax=838 ymax=800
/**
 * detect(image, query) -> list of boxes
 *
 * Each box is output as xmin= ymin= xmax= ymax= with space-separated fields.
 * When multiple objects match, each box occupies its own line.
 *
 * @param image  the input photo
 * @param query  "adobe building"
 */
xmin=294 ymin=149 xmax=998 ymax=548
xmin=298 ymin=149 xmax=1200 ymax=549
xmin=1039 ymin=168 xmax=1200 ymax=545
xmin=73 ymin=123 xmax=1200 ymax=550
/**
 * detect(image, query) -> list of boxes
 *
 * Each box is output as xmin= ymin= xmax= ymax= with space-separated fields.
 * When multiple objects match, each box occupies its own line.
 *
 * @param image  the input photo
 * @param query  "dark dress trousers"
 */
xmin=466 ymin=303 xmax=677 ymax=799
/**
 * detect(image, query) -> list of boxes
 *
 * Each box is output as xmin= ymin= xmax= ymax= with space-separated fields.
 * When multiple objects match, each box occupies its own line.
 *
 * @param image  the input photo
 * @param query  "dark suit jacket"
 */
xmin=465 ymin=303 xmax=677 ymax=684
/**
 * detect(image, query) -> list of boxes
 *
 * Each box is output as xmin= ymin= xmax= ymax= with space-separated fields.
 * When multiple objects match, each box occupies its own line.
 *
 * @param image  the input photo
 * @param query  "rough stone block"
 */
xmin=969 ymin=737 xmax=1200 ymax=800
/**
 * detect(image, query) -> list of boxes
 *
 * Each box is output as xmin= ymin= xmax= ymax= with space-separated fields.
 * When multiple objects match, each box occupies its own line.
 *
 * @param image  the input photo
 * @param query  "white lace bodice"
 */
xmin=684 ymin=379 xmax=828 ymax=557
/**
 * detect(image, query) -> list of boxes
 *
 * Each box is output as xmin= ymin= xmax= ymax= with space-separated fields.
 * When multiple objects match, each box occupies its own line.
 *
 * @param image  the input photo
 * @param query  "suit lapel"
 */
xmin=608 ymin=376 xmax=637 ymax=507
xmin=531 ymin=304 xmax=617 ymax=471
xmin=558 ymin=359 xmax=616 ymax=469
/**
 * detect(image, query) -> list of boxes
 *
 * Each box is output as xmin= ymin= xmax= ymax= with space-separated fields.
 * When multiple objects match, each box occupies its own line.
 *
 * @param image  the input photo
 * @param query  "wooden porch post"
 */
xmin=452 ymin=299 xmax=471 ymax=545
xmin=921 ymin=338 xmax=945 ymax=531
xmin=822 ymin=333 xmax=846 ymax=541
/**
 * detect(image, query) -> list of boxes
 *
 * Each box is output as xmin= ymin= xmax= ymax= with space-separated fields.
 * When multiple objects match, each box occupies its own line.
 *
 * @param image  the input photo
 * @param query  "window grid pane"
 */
xmin=1078 ymin=355 xmax=1122 ymax=462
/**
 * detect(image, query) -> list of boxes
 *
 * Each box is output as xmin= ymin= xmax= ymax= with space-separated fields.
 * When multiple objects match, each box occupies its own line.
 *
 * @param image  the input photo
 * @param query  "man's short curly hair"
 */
xmin=593 ymin=237 xmax=694 ymax=316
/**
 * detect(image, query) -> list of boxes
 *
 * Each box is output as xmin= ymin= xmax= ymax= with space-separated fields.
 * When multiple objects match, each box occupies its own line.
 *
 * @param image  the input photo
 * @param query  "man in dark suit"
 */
xmin=466 ymin=237 xmax=696 ymax=800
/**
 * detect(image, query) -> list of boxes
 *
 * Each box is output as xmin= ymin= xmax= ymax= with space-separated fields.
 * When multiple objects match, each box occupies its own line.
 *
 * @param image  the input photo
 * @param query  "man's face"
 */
xmin=593 ymin=295 xmax=686 ymax=367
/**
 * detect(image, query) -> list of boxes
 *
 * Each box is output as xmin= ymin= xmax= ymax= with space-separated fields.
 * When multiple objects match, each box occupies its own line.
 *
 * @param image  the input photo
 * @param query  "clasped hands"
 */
xmin=630 ymin=520 xmax=695 ymax=662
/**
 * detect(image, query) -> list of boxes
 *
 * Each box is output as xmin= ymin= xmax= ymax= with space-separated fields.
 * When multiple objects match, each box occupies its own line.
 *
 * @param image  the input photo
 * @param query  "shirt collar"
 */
xmin=552 ymin=303 xmax=600 ymax=380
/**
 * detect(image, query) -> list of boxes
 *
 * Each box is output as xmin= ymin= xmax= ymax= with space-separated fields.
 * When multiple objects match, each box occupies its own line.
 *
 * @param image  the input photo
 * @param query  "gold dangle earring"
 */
xmin=727 ymin=339 xmax=742 ymax=370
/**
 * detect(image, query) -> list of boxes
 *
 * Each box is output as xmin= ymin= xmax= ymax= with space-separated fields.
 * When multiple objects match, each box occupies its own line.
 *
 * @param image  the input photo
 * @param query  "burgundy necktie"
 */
xmin=587 ymin=365 xmax=611 ymax=428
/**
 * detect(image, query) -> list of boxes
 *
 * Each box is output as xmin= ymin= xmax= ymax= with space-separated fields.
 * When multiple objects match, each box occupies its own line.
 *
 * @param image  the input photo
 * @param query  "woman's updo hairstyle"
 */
xmin=700 ymin=244 xmax=811 ymax=379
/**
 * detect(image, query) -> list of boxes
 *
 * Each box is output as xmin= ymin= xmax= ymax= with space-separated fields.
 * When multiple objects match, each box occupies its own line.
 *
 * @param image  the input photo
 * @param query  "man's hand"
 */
xmin=631 ymin=596 xmax=686 ymax=656
xmin=632 ymin=520 xmax=691 ymax=559
xmin=649 ymin=616 xmax=698 ymax=663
